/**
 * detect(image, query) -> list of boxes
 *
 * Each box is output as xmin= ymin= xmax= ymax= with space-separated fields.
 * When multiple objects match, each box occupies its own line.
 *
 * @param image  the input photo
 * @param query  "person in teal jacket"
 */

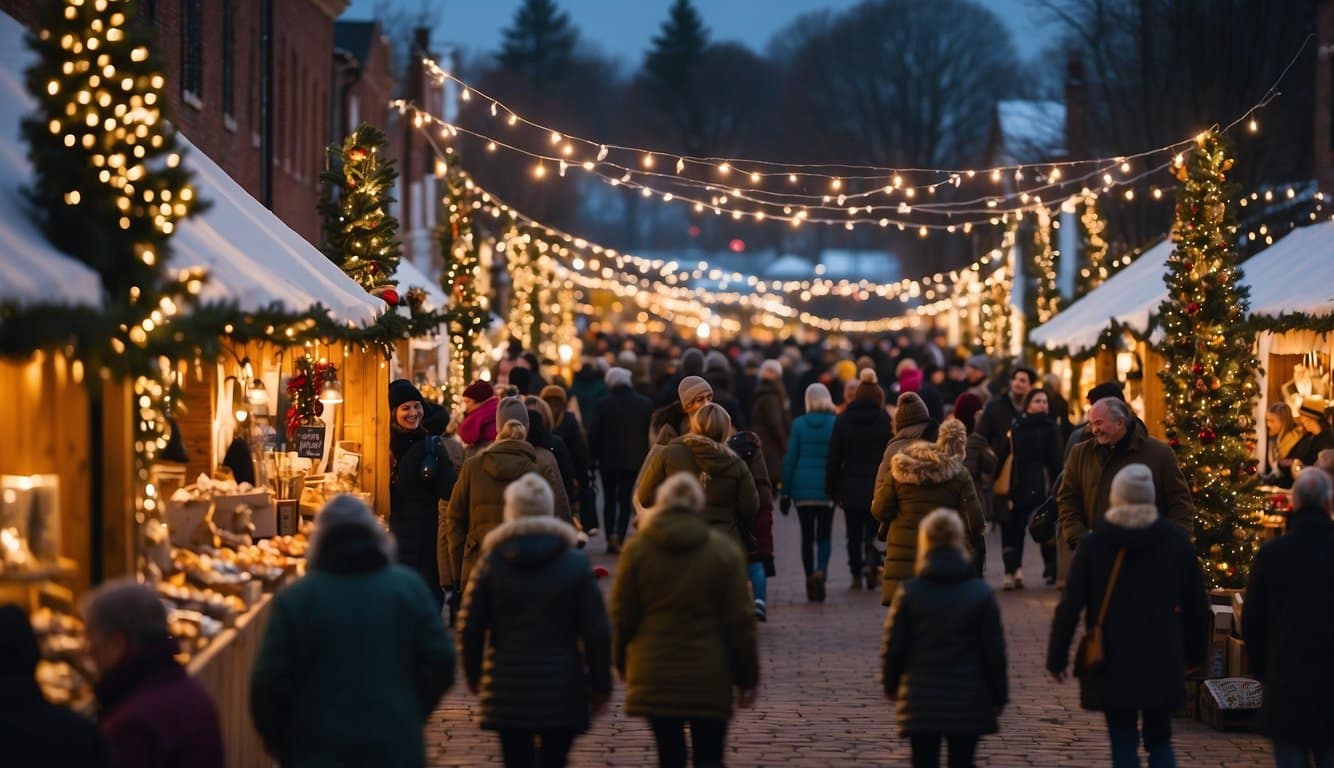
xmin=250 ymin=495 xmax=455 ymax=768
xmin=782 ymin=383 xmax=838 ymax=601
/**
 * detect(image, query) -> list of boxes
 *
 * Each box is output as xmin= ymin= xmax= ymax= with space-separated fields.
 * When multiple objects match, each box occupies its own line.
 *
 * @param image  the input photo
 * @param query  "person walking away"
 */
xmin=1260 ymin=403 xmax=1305 ymax=489
xmin=612 ymin=474 xmax=759 ymax=768
xmin=635 ymin=403 xmax=760 ymax=554
xmin=1056 ymin=398 xmax=1193 ymax=553
xmin=1243 ymin=469 xmax=1334 ymax=767
xmin=389 ymin=379 xmax=459 ymax=607
xmin=0 ymin=605 xmax=110 ymax=767
xmin=569 ymin=357 xmax=609 ymax=417
xmin=728 ymin=428 xmax=777 ymax=621
xmin=872 ymin=419 xmax=984 ymax=606
xmin=458 ymin=474 xmax=612 ymax=768
xmin=955 ymin=393 xmax=996 ymax=577
xmin=252 ymin=495 xmax=454 ymax=767
xmin=524 ymin=397 xmax=580 ymax=527
xmin=751 ymin=360 xmax=792 ymax=489
xmin=783 ymin=383 xmax=838 ymax=600
xmin=1292 ymin=396 xmax=1334 ymax=469
xmin=883 ymin=509 xmax=1007 ymax=768
xmin=82 ymin=580 xmax=223 ymax=768
xmin=459 ymin=380 xmax=501 ymax=457
xmin=590 ymin=367 xmax=653 ymax=553
xmin=442 ymin=412 xmax=570 ymax=597
xmin=995 ymin=389 xmax=1063 ymax=589
xmin=541 ymin=386 xmax=599 ymax=536
xmin=828 ymin=369 xmax=894 ymax=591
xmin=1047 ymin=464 xmax=1209 ymax=768
xmin=705 ymin=350 xmax=748 ymax=431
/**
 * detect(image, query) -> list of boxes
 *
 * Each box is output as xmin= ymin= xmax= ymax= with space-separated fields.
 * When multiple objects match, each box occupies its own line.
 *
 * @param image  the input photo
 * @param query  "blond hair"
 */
xmin=497 ymin=419 xmax=528 ymax=441
xmin=805 ymin=382 xmax=835 ymax=414
xmin=915 ymin=507 xmax=968 ymax=573
xmin=691 ymin=402 xmax=733 ymax=442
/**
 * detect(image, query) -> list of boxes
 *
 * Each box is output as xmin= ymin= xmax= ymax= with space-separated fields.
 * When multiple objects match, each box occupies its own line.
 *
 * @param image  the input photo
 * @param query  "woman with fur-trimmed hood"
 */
xmin=458 ymin=474 xmax=612 ymax=766
xmin=871 ymin=419 xmax=984 ymax=605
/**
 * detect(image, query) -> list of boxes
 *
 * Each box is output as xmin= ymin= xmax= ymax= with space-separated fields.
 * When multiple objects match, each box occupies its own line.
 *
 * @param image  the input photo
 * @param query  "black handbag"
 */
xmin=1028 ymin=494 xmax=1058 ymax=545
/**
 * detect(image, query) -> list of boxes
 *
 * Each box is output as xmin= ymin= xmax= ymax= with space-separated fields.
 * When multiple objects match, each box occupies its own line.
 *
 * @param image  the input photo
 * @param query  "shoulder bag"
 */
xmin=993 ymin=433 xmax=1015 ymax=497
xmin=1076 ymin=548 xmax=1127 ymax=676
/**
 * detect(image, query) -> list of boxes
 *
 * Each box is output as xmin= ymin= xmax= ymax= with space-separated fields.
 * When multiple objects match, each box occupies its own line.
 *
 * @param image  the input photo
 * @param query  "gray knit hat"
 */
xmin=678 ymin=375 xmax=713 ymax=406
xmin=605 ymin=366 xmax=632 ymax=389
xmin=1110 ymin=463 xmax=1155 ymax=508
xmin=893 ymin=392 xmax=930 ymax=432
xmin=965 ymin=354 xmax=990 ymax=374
xmin=503 ymin=472 xmax=555 ymax=521
xmin=496 ymin=396 xmax=530 ymax=430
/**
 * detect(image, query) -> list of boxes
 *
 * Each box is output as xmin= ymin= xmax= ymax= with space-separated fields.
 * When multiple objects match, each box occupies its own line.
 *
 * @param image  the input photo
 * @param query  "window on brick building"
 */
xmin=222 ymin=0 xmax=236 ymax=118
xmin=181 ymin=0 xmax=203 ymax=104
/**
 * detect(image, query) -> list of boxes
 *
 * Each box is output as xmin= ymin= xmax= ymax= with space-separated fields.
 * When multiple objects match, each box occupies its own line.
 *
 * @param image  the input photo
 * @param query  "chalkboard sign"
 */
xmin=294 ymin=425 xmax=326 ymax=459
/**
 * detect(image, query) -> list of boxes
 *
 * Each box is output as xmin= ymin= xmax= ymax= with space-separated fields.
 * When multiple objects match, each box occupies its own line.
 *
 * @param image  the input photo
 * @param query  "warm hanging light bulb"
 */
xmin=247 ymin=378 xmax=269 ymax=405
xmin=320 ymin=375 xmax=344 ymax=405
xmin=231 ymin=378 xmax=249 ymax=423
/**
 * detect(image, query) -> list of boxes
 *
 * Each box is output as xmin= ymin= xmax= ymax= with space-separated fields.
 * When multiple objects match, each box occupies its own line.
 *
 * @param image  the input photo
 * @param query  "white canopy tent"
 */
xmin=1242 ymin=219 xmax=1334 ymax=323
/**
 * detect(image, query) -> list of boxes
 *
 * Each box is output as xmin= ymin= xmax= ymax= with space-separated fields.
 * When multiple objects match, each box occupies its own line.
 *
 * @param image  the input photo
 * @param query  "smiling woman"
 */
xmin=387 ymin=378 xmax=458 ymax=607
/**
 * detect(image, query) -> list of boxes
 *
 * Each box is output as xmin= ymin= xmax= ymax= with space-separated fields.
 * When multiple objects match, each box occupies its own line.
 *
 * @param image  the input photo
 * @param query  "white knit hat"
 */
xmin=1110 ymin=463 xmax=1155 ymax=508
xmin=605 ymin=366 xmax=633 ymax=389
xmin=503 ymin=472 xmax=555 ymax=521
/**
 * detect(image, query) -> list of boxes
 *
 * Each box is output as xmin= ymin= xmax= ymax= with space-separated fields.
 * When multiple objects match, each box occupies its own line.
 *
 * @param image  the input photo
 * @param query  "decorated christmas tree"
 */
xmin=319 ymin=123 xmax=401 ymax=302
xmin=1158 ymin=130 xmax=1262 ymax=589
xmin=436 ymin=151 xmax=490 ymax=406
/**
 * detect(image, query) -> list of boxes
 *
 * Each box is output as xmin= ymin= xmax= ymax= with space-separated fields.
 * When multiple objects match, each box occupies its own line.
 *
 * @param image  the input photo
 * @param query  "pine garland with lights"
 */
xmin=980 ymin=222 xmax=1017 ymax=356
xmin=1076 ymin=190 xmax=1110 ymax=298
xmin=436 ymin=150 xmax=489 ymax=407
xmin=1158 ymin=130 xmax=1262 ymax=589
xmin=507 ymin=226 xmax=539 ymax=350
xmin=319 ymin=123 xmax=401 ymax=302
xmin=1031 ymin=207 xmax=1061 ymax=325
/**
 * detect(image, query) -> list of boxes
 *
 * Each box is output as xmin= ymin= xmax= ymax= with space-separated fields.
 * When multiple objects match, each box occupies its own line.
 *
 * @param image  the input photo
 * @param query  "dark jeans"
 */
xmin=578 ymin=478 xmax=599 ymax=533
xmin=1105 ymin=709 xmax=1175 ymax=768
xmin=1001 ymin=503 xmax=1057 ymax=576
xmin=844 ymin=506 xmax=878 ymax=576
xmin=601 ymin=468 xmax=637 ymax=538
xmin=798 ymin=504 xmax=834 ymax=576
xmin=498 ymin=729 xmax=576 ymax=768
xmin=909 ymin=733 xmax=979 ymax=768
xmin=970 ymin=533 xmax=986 ymax=579
xmin=649 ymin=717 xmax=728 ymax=768
xmin=1273 ymin=740 xmax=1334 ymax=767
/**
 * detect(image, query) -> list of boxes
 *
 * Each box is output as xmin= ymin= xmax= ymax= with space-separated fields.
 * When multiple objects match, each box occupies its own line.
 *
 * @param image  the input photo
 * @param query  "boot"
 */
xmin=813 ymin=571 xmax=827 ymax=602
xmin=863 ymin=564 xmax=877 ymax=591
xmin=606 ymin=535 xmax=621 ymax=555
xmin=805 ymin=573 xmax=818 ymax=602
xmin=1014 ymin=572 xmax=1025 ymax=590
xmin=849 ymin=568 xmax=864 ymax=590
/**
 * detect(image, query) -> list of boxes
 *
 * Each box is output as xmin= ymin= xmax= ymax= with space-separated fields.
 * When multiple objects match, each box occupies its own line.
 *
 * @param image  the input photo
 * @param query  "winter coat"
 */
xmin=782 ymin=411 xmax=836 ymax=503
xmin=705 ymin=368 xmax=748 ymax=431
xmin=1292 ymin=428 xmax=1334 ymax=468
xmin=994 ymin=413 xmax=1063 ymax=519
xmin=553 ymin=410 xmax=591 ymax=485
xmin=390 ymin=427 xmax=458 ymax=603
xmin=874 ymin=421 xmax=937 ymax=494
xmin=0 ymin=672 xmax=110 ymax=768
xmin=530 ymin=414 xmax=578 ymax=509
xmin=826 ymin=398 xmax=893 ymax=510
xmin=882 ymin=548 xmax=1008 ymax=736
xmin=569 ymin=367 xmax=609 ymax=418
xmin=729 ymin=431 xmax=776 ymax=568
xmin=251 ymin=523 xmax=454 ymax=768
xmin=1047 ymin=503 xmax=1208 ymax=711
xmin=589 ymin=385 xmax=654 ymax=472
xmin=441 ymin=439 xmax=571 ymax=589
xmin=750 ymin=379 xmax=792 ymax=487
xmin=650 ymin=401 xmax=692 ymax=448
xmin=1056 ymin=419 xmax=1194 ymax=548
xmin=974 ymin=391 xmax=1023 ymax=457
xmin=635 ymin=434 xmax=760 ymax=551
xmin=871 ymin=425 xmax=984 ymax=605
xmin=963 ymin=431 xmax=998 ymax=522
xmin=459 ymin=397 xmax=499 ymax=450
xmin=458 ymin=516 xmax=611 ymax=733
xmin=611 ymin=506 xmax=759 ymax=721
xmin=96 ymin=640 xmax=222 ymax=768
xmin=1243 ymin=507 xmax=1334 ymax=746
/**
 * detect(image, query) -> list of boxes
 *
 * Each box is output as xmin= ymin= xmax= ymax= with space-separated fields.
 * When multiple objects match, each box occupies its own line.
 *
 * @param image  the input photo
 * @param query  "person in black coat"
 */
xmin=994 ymin=389 xmax=1064 ymax=588
xmin=1242 ymin=469 xmax=1334 ymax=766
xmin=524 ymin=400 xmax=579 ymax=522
xmin=590 ymin=367 xmax=654 ymax=550
xmin=458 ymin=473 xmax=612 ymax=768
xmin=1048 ymin=464 xmax=1208 ymax=768
xmin=541 ymin=386 xmax=598 ymax=535
xmin=827 ymin=371 xmax=893 ymax=587
xmin=388 ymin=379 xmax=458 ymax=607
xmin=883 ymin=509 xmax=1007 ymax=768
xmin=705 ymin=351 xmax=747 ymax=431
xmin=0 ymin=605 xmax=111 ymax=768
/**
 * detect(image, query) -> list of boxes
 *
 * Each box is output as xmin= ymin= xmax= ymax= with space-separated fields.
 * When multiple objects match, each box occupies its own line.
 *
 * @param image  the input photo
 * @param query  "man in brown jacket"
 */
xmin=1056 ymin=398 xmax=1193 ymax=550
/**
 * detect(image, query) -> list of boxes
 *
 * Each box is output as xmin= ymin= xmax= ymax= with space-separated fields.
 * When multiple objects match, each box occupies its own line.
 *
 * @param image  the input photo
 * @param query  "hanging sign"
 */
xmin=294 ymin=425 xmax=327 ymax=459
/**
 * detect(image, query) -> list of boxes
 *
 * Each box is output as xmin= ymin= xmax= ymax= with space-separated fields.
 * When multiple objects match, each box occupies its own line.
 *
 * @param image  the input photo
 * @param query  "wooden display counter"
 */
xmin=188 ymin=594 xmax=274 ymax=768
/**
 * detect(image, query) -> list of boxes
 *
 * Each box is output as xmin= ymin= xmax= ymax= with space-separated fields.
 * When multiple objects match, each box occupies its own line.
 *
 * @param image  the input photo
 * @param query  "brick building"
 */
xmin=1319 ymin=0 xmax=1334 ymax=194
xmin=333 ymin=20 xmax=394 ymax=138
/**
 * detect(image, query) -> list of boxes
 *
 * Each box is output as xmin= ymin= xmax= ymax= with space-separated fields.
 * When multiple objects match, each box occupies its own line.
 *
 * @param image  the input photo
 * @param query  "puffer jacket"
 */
xmin=728 ymin=431 xmax=775 ymax=569
xmin=871 ymin=421 xmax=984 ymax=605
xmin=883 ymin=548 xmax=1007 ymax=736
xmin=440 ymin=440 xmax=569 ymax=590
xmin=458 ymin=516 xmax=611 ymax=733
xmin=611 ymin=506 xmax=759 ymax=722
xmin=635 ymin=434 xmax=760 ymax=551
xmin=995 ymin=413 xmax=1063 ymax=519
xmin=826 ymin=398 xmax=893 ymax=510
xmin=782 ymin=411 xmax=835 ymax=503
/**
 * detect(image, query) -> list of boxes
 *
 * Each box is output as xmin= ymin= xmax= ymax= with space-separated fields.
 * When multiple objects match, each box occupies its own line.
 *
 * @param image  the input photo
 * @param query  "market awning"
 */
xmin=0 ymin=13 xmax=103 ymax=310
xmin=395 ymin=257 xmax=448 ymax=313
xmin=1239 ymin=219 xmax=1334 ymax=321
xmin=1028 ymin=238 xmax=1173 ymax=356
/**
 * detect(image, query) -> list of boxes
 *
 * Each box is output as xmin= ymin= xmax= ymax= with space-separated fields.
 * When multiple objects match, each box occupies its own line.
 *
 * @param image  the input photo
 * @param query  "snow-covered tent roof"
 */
xmin=395 ymin=257 xmax=448 ymax=313
xmin=764 ymin=254 xmax=815 ymax=280
xmin=0 ymin=14 xmax=102 ymax=309
xmin=995 ymin=100 xmax=1066 ymax=164
xmin=1241 ymin=219 xmax=1334 ymax=321
xmin=820 ymin=249 xmax=900 ymax=282
xmin=1028 ymin=238 xmax=1173 ymax=355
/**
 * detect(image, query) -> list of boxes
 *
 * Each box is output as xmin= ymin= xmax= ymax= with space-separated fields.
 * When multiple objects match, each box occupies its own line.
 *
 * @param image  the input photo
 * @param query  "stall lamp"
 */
xmin=246 ymin=378 xmax=269 ymax=405
xmin=231 ymin=378 xmax=249 ymax=423
xmin=319 ymin=376 xmax=344 ymax=405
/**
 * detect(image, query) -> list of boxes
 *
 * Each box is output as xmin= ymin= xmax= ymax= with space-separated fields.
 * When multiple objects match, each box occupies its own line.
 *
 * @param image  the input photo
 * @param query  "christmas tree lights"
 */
xmin=436 ymin=150 xmax=490 ymax=408
xmin=1076 ymin=190 xmax=1110 ymax=298
xmin=319 ymin=123 xmax=402 ymax=301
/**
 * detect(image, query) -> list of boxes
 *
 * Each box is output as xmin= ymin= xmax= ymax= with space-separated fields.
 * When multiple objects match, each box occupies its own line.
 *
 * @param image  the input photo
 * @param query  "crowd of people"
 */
xmin=9 ymin=330 xmax=1334 ymax=768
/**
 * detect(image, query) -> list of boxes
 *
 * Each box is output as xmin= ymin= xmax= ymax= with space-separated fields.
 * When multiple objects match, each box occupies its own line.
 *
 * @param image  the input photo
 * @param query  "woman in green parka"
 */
xmin=250 ymin=495 xmax=454 ymax=768
xmin=612 ymin=472 xmax=759 ymax=768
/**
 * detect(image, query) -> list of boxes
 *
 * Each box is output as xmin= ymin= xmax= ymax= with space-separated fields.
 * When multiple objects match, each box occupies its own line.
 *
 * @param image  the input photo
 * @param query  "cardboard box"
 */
xmin=165 ymin=498 xmax=213 ymax=547
xmin=1199 ymin=678 xmax=1261 ymax=731
xmin=1228 ymin=636 xmax=1252 ymax=678
xmin=1231 ymin=591 xmax=1245 ymax=631
xmin=212 ymin=491 xmax=274 ymax=535
xmin=1208 ymin=605 xmax=1235 ymax=678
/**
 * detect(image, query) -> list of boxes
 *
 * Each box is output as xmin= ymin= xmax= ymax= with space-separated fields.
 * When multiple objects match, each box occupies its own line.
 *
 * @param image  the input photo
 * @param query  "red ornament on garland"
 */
xmin=1191 ymin=362 xmax=1204 ymax=375
xmin=349 ymin=146 xmax=368 ymax=162
xmin=1187 ymin=302 xmax=1201 ymax=314
xmin=1199 ymin=428 xmax=1217 ymax=444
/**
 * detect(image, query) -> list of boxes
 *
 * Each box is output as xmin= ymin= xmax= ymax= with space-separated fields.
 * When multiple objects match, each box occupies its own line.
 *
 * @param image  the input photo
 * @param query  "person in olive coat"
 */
xmin=1048 ymin=464 xmax=1209 ymax=768
xmin=883 ymin=508 xmax=1007 ymax=768
xmin=458 ymin=473 xmax=612 ymax=768
xmin=1243 ymin=469 xmax=1334 ymax=767
xmin=389 ymin=380 xmax=459 ymax=608
xmin=827 ymin=370 xmax=893 ymax=589
xmin=612 ymin=473 xmax=759 ymax=768
xmin=251 ymin=495 xmax=455 ymax=768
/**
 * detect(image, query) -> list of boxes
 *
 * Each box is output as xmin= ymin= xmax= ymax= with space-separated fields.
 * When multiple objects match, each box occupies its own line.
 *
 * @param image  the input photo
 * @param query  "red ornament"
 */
xmin=349 ymin=147 xmax=368 ymax=162
xmin=1192 ymin=363 xmax=1204 ymax=376
xmin=1187 ymin=302 xmax=1200 ymax=314
xmin=314 ymin=401 xmax=325 ymax=417
xmin=381 ymin=288 xmax=400 ymax=305
xmin=368 ymin=263 xmax=378 ymax=275
xmin=1199 ymin=428 xmax=1217 ymax=444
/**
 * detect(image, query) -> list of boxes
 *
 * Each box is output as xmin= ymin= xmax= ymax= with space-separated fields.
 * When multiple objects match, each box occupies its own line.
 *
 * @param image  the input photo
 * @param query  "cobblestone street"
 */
xmin=427 ymin=511 xmax=1268 ymax=767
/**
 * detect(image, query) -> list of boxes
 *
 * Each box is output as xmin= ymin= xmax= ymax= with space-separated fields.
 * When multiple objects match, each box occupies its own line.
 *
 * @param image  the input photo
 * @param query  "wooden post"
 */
xmin=1095 ymin=348 xmax=1117 ymax=384
xmin=1142 ymin=345 xmax=1167 ymax=439
xmin=99 ymin=378 xmax=136 ymax=580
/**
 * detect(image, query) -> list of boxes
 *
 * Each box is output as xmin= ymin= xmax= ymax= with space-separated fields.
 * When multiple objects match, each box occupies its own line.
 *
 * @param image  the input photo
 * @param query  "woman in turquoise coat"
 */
xmin=782 ymin=383 xmax=838 ymax=600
